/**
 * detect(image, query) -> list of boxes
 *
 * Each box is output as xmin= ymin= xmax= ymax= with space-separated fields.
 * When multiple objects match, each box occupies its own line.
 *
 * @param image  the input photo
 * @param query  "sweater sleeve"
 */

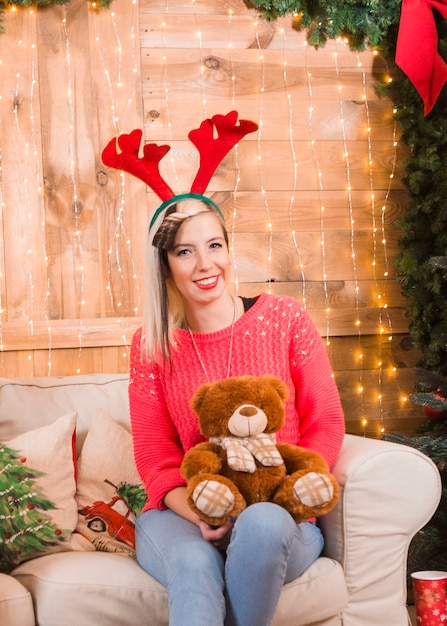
xmin=128 ymin=329 xmax=186 ymax=511
xmin=289 ymin=307 xmax=345 ymax=468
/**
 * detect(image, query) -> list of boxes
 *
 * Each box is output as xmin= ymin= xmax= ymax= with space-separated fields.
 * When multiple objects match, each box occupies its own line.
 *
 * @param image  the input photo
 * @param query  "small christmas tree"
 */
xmin=104 ymin=478 xmax=146 ymax=516
xmin=116 ymin=481 xmax=146 ymax=516
xmin=0 ymin=443 xmax=69 ymax=572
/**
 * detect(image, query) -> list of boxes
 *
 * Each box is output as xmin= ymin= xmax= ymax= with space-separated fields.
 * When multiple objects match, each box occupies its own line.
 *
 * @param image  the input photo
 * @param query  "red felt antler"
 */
xmin=101 ymin=111 xmax=258 ymax=201
xmin=101 ymin=129 xmax=174 ymax=201
xmin=189 ymin=111 xmax=258 ymax=193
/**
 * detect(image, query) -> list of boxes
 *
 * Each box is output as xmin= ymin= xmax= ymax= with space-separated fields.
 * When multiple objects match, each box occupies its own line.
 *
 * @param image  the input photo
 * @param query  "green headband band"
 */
xmin=149 ymin=193 xmax=224 ymax=231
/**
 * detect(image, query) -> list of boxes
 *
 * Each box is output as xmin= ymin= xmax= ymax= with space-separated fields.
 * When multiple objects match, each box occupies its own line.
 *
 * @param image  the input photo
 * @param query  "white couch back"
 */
xmin=0 ymin=374 xmax=130 ymax=453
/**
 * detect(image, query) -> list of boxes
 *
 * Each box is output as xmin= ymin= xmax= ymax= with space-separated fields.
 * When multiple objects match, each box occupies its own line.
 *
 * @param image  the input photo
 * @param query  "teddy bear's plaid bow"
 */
xmin=210 ymin=433 xmax=283 ymax=473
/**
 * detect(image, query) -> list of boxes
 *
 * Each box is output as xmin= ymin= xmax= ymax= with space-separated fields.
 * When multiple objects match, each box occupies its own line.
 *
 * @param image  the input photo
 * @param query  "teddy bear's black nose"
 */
xmin=239 ymin=406 xmax=258 ymax=417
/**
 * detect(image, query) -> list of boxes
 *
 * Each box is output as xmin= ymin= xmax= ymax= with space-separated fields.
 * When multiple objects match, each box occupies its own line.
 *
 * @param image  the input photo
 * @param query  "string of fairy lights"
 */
xmin=354 ymin=48 xmax=390 ymax=433
xmin=90 ymin=0 xmax=141 ymax=362
xmin=28 ymin=49 xmax=52 ymax=371
xmin=253 ymin=48 xmax=274 ymax=295
xmin=217 ymin=12 xmax=402 ymax=434
xmin=60 ymin=11 xmax=86 ymax=371
xmin=224 ymin=7 xmax=244 ymax=293
xmin=0 ymin=1 xmax=142 ymax=375
xmin=1 ymin=7 xmax=51 ymax=371
xmin=333 ymin=43 xmax=370 ymax=427
xmin=303 ymin=39 xmax=329 ymax=336
xmin=0 ymin=1 xmax=410 ymax=433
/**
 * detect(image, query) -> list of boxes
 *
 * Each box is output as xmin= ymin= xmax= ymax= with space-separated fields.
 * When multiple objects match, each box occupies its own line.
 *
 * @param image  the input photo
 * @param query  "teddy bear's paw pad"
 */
xmin=293 ymin=472 xmax=334 ymax=507
xmin=192 ymin=480 xmax=235 ymax=518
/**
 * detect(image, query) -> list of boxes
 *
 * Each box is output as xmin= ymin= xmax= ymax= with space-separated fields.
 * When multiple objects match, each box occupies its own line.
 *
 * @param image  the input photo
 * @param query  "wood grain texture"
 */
xmin=0 ymin=9 xmax=47 ymax=324
xmin=0 ymin=0 xmax=422 ymax=435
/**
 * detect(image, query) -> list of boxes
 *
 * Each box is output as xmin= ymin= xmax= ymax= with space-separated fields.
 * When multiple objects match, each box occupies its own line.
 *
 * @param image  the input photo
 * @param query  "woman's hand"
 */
xmin=198 ymin=518 xmax=234 ymax=550
xmin=164 ymin=486 xmax=234 ymax=549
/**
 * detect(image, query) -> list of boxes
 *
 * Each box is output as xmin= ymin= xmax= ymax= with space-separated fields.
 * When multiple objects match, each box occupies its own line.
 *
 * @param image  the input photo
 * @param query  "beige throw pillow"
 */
xmin=73 ymin=408 xmax=145 ymax=558
xmin=1 ymin=413 xmax=78 ymax=573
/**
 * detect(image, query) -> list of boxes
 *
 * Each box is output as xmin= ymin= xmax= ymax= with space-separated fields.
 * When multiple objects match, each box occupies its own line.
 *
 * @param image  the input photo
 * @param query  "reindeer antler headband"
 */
xmin=101 ymin=111 xmax=258 ymax=231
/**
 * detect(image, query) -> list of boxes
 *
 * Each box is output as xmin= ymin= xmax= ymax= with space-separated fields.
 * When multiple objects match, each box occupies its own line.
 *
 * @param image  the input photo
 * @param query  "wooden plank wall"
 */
xmin=0 ymin=0 xmax=424 ymax=436
xmin=0 ymin=0 xmax=145 ymax=374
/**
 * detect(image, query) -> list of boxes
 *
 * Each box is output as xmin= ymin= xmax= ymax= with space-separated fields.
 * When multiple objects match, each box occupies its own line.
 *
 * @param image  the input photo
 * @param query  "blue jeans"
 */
xmin=135 ymin=502 xmax=324 ymax=626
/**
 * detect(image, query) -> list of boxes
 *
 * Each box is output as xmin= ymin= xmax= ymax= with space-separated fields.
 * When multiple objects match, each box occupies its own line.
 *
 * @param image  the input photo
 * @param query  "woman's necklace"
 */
xmin=187 ymin=296 xmax=237 ymax=382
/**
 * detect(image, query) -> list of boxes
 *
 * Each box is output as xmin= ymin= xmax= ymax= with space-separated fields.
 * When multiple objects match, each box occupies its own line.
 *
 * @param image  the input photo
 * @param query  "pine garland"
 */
xmin=249 ymin=0 xmax=402 ymax=49
xmin=0 ymin=0 xmax=112 ymax=33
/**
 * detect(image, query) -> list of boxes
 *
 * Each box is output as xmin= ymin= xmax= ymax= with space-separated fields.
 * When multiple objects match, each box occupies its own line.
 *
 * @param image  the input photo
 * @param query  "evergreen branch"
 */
xmin=430 ymin=256 xmax=447 ymax=276
xmin=249 ymin=0 xmax=401 ymax=49
xmin=411 ymin=392 xmax=447 ymax=412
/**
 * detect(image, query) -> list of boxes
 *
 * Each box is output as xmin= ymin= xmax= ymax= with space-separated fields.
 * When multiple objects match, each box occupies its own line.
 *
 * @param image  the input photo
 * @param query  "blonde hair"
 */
xmin=142 ymin=198 xmax=228 ymax=363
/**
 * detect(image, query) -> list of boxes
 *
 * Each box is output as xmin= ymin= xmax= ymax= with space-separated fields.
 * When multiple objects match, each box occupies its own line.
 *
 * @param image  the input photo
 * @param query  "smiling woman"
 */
xmin=127 ymin=194 xmax=345 ymax=626
xmin=166 ymin=210 xmax=233 ymax=325
xmin=154 ymin=200 xmax=238 ymax=382
xmin=147 ymin=199 xmax=233 ymax=360
xmin=101 ymin=101 xmax=347 ymax=625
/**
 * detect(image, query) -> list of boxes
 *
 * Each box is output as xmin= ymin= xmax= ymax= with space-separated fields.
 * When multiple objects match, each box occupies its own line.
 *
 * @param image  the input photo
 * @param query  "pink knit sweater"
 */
xmin=129 ymin=293 xmax=345 ymax=512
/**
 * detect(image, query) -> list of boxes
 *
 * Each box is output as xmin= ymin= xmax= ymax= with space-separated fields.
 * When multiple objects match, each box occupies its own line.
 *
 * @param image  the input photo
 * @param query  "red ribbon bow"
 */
xmin=396 ymin=0 xmax=447 ymax=115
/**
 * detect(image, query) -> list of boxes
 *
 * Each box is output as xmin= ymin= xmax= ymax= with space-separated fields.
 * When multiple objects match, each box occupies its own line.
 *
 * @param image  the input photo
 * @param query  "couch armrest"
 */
xmin=319 ymin=434 xmax=441 ymax=626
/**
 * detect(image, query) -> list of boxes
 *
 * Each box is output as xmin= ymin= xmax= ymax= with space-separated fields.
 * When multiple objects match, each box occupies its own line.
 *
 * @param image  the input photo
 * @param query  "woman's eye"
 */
xmin=176 ymin=248 xmax=191 ymax=257
xmin=210 ymin=242 xmax=223 ymax=249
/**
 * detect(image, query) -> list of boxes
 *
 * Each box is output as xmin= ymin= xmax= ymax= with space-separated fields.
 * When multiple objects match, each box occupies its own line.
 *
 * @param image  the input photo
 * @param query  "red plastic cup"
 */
xmin=411 ymin=571 xmax=447 ymax=624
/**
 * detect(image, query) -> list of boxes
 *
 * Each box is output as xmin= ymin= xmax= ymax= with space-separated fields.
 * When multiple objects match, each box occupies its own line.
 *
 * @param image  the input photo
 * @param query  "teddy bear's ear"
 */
xmin=190 ymin=382 xmax=213 ymax=414
xmin=263 ymin=375 xmax=289 ymax=402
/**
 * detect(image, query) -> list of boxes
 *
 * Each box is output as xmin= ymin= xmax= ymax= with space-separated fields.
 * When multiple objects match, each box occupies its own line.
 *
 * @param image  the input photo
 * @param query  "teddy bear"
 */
xmin=180 ymin=374 xmax=339 ymax=527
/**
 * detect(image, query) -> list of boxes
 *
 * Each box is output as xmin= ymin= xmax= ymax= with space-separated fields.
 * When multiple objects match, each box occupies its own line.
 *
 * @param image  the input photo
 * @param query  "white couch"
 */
xmin=0 ymin=374 xmax=441 ymax=626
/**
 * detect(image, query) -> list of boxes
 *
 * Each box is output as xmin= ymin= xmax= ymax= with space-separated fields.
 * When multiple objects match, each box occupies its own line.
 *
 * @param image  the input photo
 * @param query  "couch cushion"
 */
xmin=12 ymin=551 xmax=168 ymax=626
xmin=1 ymin=413 xmax=78 ymax=573
xmin=12 ymin=551 xmax=347 ymax=626
xmin=0 ymin=374 xmax=129 ymax=454
xmin=73 ymin=408 xmax=145 ymax=556
xmin=271 ymin=557 xmax=347 ymax=626
xmin=0 ymin=574 xmax=35 ymax=626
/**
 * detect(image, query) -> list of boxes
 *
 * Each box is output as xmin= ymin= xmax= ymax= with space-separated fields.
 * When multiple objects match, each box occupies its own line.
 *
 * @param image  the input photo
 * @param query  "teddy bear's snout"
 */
xmin=239 ymin=406 xmax=258 ymax=417
xmin=228 ymin=404 xmax=268 ymax=437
